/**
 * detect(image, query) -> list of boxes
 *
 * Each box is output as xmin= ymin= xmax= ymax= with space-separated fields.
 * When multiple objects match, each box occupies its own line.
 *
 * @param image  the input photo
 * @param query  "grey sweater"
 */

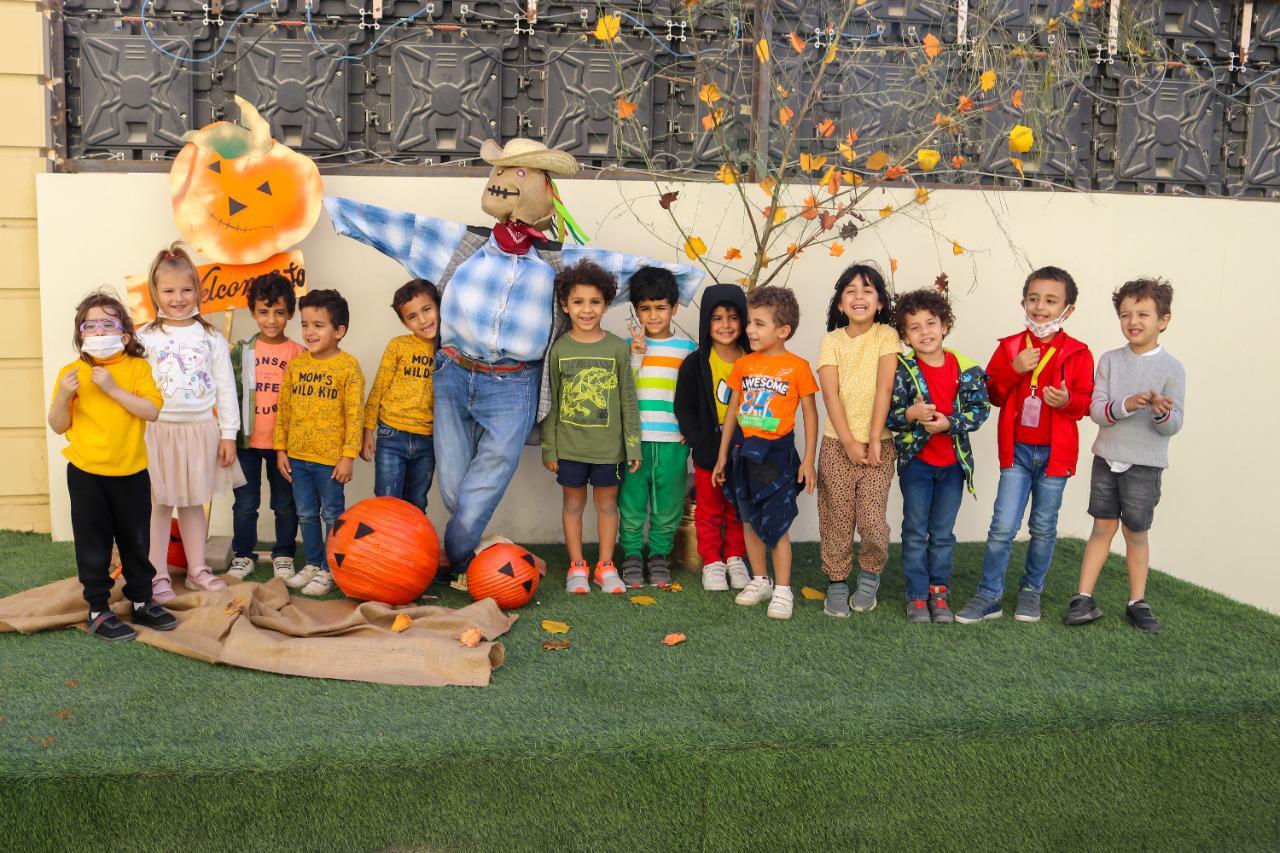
xmin=1089 ymin=345 xmax=1185 ymax=469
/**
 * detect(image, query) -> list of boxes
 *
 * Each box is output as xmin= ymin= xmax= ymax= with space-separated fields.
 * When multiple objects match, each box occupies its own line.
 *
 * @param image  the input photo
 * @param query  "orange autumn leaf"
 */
xmin=724 ymin=247 xmax=743 ymax=260
xmin=816 ymin=118 xmax=836 ymax=137
xmin=951 ymin=155 xmax=968 ymax=168
xmin=593 ymin=13 xmax=621 ymax=42
xmin=1009 ymin=124 xmax=1034 ymax=153
xmin=843 ymin=170 xmax=862 ymax=186
xmin=885 ymin=165 xmax=907 ymax=179
xmin=1009 ymin=157 xmax=1025 ymax=177
xmin=828 ymin=243 xmax=845 ymax=257
xmin=800 ymin=195 xmax=819 ymax=220
xmin=785 ymin=242 xmax=801 ymax=256
xmin=630 ymin=595 xmax=657 ymax=606
xmin=958 ymin=95 xmax=976 ymax=113
xmin=701 ymin=108 xmax=725 ymax=131
xmin=838 ymin=143 xmax=857 ymax=162
xmin=916 ymin=148 xmax=940 ymax=171
xmin=759 ymin=176 xmax=776 ymax=195
xmin=616 ymin=97 xmax=637 ymax=120
xmin=891 ymin=257 xmax=900 ymax=272
xmin=879 ymin=204 xmax=893 ymax=218
xmin=543 ymin=639 xmax=570 ymax=651
xmin=789 ymin=31 xmax=806 ymax=54
xmin=109 ymin=564 xmax=122 ymax=580
xmin=56 ymin=709 xmax=75 ymax=720
xmin=663 ymin=632 xmax=688 ymax=646
xmin=821 ymin=167 xmax=840 ymax=195
xmin=915 ymin=186 xmax=930 ymax=205
xmin=698 ymin=82 xmax=722 ymax=105
xmin=716 ymin=162 xmax=739 ymax=184
xmin=684 ymin=236 xmax=707 ymax=260
xmin=980 ymin=69 xmax=997 ymax=92
xmin=391 ymin=613 xmax=412 ymax=633
xmin=779 ymin=106 xmax=795 ymax=127
xmin=541 ymin=619 xmax=570 ymax=634
xmin=952 ymin=240 xmax=964 ymax=255
xmin=223 ymin=597 xmax=246 ymax=616
xmin=669 ymin=582 xmax=683 ymax=592
xmin=755 ymin=38 xmax=770 ymax=63
xmin=800 ymin=586 xmax=825 ymax=600
xmin=865 ymin=150 xmax=889 ymax=170
xmin=65 ymin=681 xmax=79 ymax=687
xmin=922 ymin=32 xmax=942 ymax=60
xmin=459 ymin=627 xmax=483 ymax=647
xmin=799 ymin=152 xmax=827 ymax=173
xmin=1012 ymin=88 xmax=1024 ymax=109
xmin=845 ymin=129 xmax=859 ymax=145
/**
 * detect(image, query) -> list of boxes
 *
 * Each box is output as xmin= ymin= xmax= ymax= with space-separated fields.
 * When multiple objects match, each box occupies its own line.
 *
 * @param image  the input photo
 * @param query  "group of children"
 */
xmin=51 ymin=241 xmax=1184 ymax=642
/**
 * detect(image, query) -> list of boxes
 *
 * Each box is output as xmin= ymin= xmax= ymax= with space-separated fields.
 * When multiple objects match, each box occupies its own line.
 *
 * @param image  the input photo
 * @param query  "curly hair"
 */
xmin=1112 ymin=276 xmax=1173 ymax=317
xmin=826 ymin=262 xmax=893 ymax=331
xmin=747 ymin=285 xmax=801 ymax=336
xmin=555 ymin=260 xmax=618 ymax=306
xmin=73 ymin=290 xmax=147 ymax=364
xmin=391 ymin=278 xmax=440 ymax=318
xmin=299 ymin=289 xmax=350 ymax=330
xmin=247 ymin=271 xmax=297 ymax=315
xmin=1023 ymin=265 xmax=1078 ymax=306
xmin=892 ymin=288 xmax=955 ymax=340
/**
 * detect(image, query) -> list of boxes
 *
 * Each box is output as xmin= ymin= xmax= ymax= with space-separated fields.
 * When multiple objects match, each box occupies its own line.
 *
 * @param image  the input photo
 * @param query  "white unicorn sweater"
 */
xmin=139 ymin=321 xmax=240 ymax=439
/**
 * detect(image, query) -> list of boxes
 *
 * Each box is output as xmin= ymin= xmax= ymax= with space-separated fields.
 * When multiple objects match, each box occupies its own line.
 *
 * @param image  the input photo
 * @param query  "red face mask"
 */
xmin=491 ymin=220 xmax=547 ymax=255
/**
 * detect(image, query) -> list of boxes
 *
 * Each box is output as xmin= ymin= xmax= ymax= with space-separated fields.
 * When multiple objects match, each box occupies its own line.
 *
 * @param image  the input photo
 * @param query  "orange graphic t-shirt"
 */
xmin=727 ymin=351 xmax=818 ymax=439
xmin=249 ymin=338 xmax=305 ymax=449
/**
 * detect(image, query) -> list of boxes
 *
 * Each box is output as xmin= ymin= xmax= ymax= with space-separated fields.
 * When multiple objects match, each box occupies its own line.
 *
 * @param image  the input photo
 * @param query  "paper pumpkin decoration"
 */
xmin=467 ymin=543 xmax=541 ymax=610
xmin=167 ymin=518 xmax=187 ymax=570
xmin=326 ymin=497 xmax=440 ymax=605
xmin=170 ymin=96 xmax=323 ymax=265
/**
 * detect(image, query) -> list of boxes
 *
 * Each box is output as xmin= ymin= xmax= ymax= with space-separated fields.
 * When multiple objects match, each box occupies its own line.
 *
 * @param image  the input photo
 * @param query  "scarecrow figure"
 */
xmin=325 ymin=139 xmax=704 ymax=577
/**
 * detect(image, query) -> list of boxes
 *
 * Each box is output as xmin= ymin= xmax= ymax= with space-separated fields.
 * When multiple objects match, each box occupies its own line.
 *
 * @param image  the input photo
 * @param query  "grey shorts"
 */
xmin=1087 ymin=456 xmax=1163 ymax=532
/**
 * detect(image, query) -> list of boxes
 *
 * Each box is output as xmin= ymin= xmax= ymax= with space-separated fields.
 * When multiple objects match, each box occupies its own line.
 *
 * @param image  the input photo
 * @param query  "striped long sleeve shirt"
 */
xmin=631 ymin=334 xmax=697 ymax=443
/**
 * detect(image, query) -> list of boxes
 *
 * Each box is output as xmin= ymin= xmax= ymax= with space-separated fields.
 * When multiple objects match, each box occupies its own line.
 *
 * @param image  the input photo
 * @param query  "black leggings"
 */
xmin=67 ymin=463 xmax=156 ymax=611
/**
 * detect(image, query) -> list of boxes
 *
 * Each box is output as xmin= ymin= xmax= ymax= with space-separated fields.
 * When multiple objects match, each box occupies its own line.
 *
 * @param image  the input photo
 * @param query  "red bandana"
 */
xmin=492 ymin=220 xmax=547 ymax=255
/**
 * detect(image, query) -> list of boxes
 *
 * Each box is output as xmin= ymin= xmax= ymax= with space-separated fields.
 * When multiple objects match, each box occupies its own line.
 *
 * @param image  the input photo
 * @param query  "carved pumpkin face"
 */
xmin=480 ymin=164 xmax=555 ymax=229
xmin=170 ymin=97 xmax=323 ymax=265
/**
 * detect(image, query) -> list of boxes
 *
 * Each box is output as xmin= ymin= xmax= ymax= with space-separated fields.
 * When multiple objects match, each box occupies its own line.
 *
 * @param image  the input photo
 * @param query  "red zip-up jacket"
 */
xmin=985 ymin=330 xmax=1094 ymax=477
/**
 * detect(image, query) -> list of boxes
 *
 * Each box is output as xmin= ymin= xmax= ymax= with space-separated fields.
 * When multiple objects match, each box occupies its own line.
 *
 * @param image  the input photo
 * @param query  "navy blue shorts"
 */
xmin=557 ymin=459 xmax=623 ymax=488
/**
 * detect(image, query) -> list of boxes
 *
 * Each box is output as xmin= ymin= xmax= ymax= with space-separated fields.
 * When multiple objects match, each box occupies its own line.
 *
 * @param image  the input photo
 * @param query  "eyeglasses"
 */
xmin=79 ymin=319 xmax=123 ymax=333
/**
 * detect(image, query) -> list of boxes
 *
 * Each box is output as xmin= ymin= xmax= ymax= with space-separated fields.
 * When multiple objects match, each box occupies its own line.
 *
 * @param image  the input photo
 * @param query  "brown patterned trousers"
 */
xmin=817 ymin=436 xmax=896 ymax=581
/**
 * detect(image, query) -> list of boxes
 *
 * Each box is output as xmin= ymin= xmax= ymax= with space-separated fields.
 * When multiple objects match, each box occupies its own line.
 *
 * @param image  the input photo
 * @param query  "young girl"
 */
xmin=48 ymin=292 xmax=177 ymax=640
xmin=816 ymin=263 xmax=902 ymax=617
xmin=138 ymin=244 xmax=244 ymax=600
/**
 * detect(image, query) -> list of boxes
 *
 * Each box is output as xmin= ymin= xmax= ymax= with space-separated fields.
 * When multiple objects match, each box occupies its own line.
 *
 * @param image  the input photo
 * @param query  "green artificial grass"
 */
xmin=2 ymin=531 xmax=1279 ymax=851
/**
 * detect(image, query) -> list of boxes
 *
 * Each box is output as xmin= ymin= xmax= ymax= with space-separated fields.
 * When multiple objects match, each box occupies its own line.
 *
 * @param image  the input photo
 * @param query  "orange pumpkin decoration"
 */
xmin=326 ymin=497 xmax=440 ymax=605
xmin=467 ymin=543 xmax=541 ymax=610
xmin=167 ymin=517 xmax=187 ymax=570
xmin=170 ymin=96 xmax=323 ymax=265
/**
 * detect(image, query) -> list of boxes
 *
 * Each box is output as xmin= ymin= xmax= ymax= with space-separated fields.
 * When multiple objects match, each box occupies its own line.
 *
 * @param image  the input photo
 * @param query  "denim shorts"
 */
xmin=1086 ymin=456 xmax=1163 ymax=532
xmin=557 ymin=459 xmax=623 ymax=488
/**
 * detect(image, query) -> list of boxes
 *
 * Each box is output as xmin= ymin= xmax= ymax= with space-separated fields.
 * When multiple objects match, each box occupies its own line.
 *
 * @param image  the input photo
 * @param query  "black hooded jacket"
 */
xmin=674 ymin=283 xmax=751 ymax=470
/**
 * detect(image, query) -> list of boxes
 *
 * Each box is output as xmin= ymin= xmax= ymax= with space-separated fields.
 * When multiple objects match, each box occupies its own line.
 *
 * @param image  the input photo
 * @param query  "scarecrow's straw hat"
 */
xmin=480 ymin=138 xmax=579 ymax=177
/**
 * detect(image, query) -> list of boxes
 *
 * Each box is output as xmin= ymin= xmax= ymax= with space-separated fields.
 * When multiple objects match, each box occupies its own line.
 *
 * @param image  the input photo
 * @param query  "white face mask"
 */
xmin=157 ymin=306 xmax=199 ymax=321
xmin=1024 ymin=308 xmax=1069 ymax=339
xmin=82 ymin=334 xmax=125 ymax=359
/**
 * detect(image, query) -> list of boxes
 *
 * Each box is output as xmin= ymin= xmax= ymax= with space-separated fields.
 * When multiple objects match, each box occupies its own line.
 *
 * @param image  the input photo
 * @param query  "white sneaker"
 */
xmin=227 ymin=556 xmax=256 ymax=580
xmin=286 ymin=564 xmax=320 ymax=589
xmin=449 ymin=574 xmax=468 ymax=593
xmin=735 ymin=576 xmax=774 ymax=606
xmin=725 ymin=556 xmax=751 ymax=589
xmin=300 ymin=570 xmax=333 ymax=596
xmin=271 ymin=556 xmax=296 ymax=580
xmin=701 ymin=561 xmax=728 ymax=591
xmin=767 ymin=587 xmax=794 ymax=620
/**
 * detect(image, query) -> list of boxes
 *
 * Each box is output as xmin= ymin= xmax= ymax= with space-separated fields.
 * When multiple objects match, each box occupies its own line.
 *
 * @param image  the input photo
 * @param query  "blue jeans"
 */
xmin=978 ymin=443 xmax=1068 ymax=600
xmin=232 ymin=448 xmax=298 ymax=559
xmin=289 ymin=458 xmax=346 ymax=569
xmin=373 ymin=422 xmax=436 ymax=512
xmin=432 ymin=354 xmax=540 ymax=575
xmin=899 ymin=458 xmax=964 ymax=601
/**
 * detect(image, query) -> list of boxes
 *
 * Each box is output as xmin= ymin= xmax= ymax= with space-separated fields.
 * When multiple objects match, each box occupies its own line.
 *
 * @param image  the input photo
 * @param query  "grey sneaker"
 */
xmin=646 ymin=554 xmax=672 ymax=588
xmin=823 ymin=582 xmax=850 ymax=618
xmin=906 ymin=599 xmax=931 ymax=623
xmin=928 ymin=586 xmax=954 ymax=623
xmin=851 ymin=571 xmax=880 ymax=613
xmin=1014 ymin=587 xmax=1042 ymax=623
xmin=955 ymin=595 xmax=1002 ymax=623
xmin=620 ymin=554 xmax=645 ymax=589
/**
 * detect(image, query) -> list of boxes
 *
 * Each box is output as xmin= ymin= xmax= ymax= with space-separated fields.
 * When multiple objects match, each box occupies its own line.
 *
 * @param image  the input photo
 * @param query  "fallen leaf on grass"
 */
xmin=800 ymin=586 xmax=825 ymax=600
xmin=668 ymin=582 xmax=683 ymax=592
xmin=541 ymin=619 xmax=570 ymax=634
xmin=56 ymin=709 xmax=75 ymax=721
xmin=543 ymin=640 xmax=571 ymax=651
xmin=459 ymin=628 xmax=483 ymax=648
xmin=663 ymin=633 xmax=687 ymax=646
xmin=65 ymin=681 xmax=79 ymax=688
xmin=391 ymin=613 xmax=412 ymax=633
xmin=31 ymin=736 xmax=54 ymax=749
xmin=630 ymin=595 xmax=657 ymax=606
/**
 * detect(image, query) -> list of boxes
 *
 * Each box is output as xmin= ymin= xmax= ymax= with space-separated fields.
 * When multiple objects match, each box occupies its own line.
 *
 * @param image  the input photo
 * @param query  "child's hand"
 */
xmin=628 ymin=322 xmax=646 ymax=357
xmin=360 ymin=428 xmax=376 ymax=462
xmin=712 ymin=457 xmax=727 ymax=486
xmin=1012 ymin=342 xmax=1042 ymax=374
xmin=1124 ymin=391 xmax=1152 ymax=413
xmin=57 ymin=371 xmax=80 ymax=400
xmin=333 ymin=457 xmax=354 ymax=484
xmin=544 ymin=459 xmax=559 ymax=473
xmin=797 ymin=460 xmax=816 ymax=494
xmin=868 ymin=438 xmax=883 ymax=467
xmin=276 ymin=451 xmax=292 ymax=483
xmin=1042 ymin=380 xmax=1070 ymax=409
xmin=922 ymin=413 xmax=951 ymax=434
xmin=90 ymin=366 xmax=118 ymax=394
xmin=842 ymin=439 xmax=868 ymax=465
xmin=907 ymin=395 xmax=936 ymax=424
xmin=217 ymin=438 xmax=237 ymax=467
xmin=1150 ymin=392 xmax=1174 ymax=417
xmin=628 ymin=459 xmax=642 ymax=473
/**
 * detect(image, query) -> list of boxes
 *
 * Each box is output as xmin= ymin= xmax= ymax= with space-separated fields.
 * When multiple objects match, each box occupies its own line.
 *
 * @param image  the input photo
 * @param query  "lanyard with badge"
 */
xmin=1021 ymin=333 xmax=1056 ymax=429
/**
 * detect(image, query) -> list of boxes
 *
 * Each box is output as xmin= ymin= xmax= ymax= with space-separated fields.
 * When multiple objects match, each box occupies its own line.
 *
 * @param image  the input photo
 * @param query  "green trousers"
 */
xmin=619 ymin=440 xmax=689 ymax=557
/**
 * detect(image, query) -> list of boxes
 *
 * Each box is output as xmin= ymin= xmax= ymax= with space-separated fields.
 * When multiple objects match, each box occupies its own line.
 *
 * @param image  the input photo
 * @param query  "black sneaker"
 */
xmin=646 ymin=554 xmax=672 ymax=589
xmin=87 ymin=611 xmax=136 ymax=642
xmin=132 ymin=601 xmax=178 ymax=631
xmin=1125 ymin=600 xmax=1162 ymax=634
xmin=620 ymin=554 xmax=645 ymax=588
xmin=1064 ymin=593 xmax=1103 ymax=626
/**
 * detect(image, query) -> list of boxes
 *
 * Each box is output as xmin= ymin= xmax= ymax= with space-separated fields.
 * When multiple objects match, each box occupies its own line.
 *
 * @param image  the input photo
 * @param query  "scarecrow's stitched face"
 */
xmin=481 ymin=164 xmax=554 ymax=228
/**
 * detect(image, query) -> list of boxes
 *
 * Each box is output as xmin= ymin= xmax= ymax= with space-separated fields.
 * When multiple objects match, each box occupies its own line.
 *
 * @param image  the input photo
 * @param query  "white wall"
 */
xmin=36 ymin=173 xmax=1279 ymax=613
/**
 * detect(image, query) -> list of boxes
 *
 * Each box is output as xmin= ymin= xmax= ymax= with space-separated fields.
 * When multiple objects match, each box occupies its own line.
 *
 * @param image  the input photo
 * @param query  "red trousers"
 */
xmin=693 ymin=464 xmax=746 ymax=564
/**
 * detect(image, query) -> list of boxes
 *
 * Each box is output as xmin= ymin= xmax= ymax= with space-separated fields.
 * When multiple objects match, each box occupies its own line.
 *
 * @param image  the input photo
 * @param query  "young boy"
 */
xmin=361 ymin=278 xmax=439 ymax=513
xmin=956 ymin=266 xmax=1094 ymax=624
xmin=712 ymin=286 xmax=818 ymax=620
xmin=274 ymin=289 xmax=364 ymax=596
xmin=228 ymin=273 xmax=305 ymax=581
xmin=674 ymin=283 xmax=752 ymax=591
xmin=541 ymin=261 xmax=642 ymax=594
xmin=885 ymin=288 xmax=991 ymax=623
xmin=1066 ymin=277 xmax=1183 ymax=634
xmin=619 ymin=267 xmax=698 ymax=588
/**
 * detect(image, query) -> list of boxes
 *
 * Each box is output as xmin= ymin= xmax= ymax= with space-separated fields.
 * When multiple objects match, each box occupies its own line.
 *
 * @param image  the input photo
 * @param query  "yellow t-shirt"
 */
xmin=54 ymin=354 xmax=162 ymax=476
xmin=274 ymin=351 xmax=365 ymax=466
xmin=817 ymin=323 xmax=902 ymax=442
xmin=708 ymin=348 xmax=737 ymax=424
xmin=363 ymin=334 xmax=435 ymax=435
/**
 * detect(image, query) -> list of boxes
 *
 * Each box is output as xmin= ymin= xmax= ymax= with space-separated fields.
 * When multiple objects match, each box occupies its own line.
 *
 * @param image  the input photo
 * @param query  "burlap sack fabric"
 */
xmin=0 ymin=575 xmax=514 ymax=687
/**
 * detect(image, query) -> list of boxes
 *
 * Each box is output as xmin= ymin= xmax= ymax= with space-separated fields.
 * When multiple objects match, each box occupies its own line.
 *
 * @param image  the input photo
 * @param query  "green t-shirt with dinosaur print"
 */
xmin=541 ymin=332 xmax=641 ymax=465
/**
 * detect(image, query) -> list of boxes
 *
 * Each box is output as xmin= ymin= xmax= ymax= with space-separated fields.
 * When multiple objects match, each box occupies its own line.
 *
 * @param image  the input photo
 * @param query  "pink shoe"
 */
xmin=184 ymin=565 xmax=227 ymax=592
xmin=152 ymin=575 xmax=177 ymax=604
